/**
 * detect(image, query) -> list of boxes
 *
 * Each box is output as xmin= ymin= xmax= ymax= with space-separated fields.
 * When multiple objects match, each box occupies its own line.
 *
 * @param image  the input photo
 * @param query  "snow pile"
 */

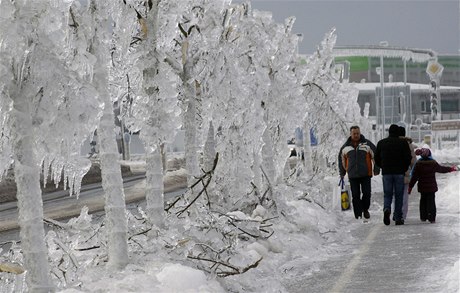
xmin=59 ymin=263 xmax=225 ymax=293
xmin=431 ymin=147 xmax=460 ymax=165
xmin=42 ymin=175 xmax=344 ymax=293
xmin=436 ymin=171 xmax=460 ymax=219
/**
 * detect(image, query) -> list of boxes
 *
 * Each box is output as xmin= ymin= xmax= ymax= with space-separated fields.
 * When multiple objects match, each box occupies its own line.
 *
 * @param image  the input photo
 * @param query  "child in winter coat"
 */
xmin=408 ymin=148 xmax=458 ymax=223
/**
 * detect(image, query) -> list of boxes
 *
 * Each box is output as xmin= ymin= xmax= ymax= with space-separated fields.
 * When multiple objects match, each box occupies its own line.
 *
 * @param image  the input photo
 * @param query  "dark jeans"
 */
xmin=382 ymin=174 xmax=405 ymax=221
xmin=349 ymin=176 xmax=371 ymax=219
xmin=420 ymin=192 xmax=436 ymax=221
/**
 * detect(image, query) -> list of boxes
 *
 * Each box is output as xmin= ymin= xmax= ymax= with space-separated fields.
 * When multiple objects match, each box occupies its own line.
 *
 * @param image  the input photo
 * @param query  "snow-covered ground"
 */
xmin=0 ymin=148 xmax=458 ymax=292
xmin=57 ymin=147 xmax=458 ymax=292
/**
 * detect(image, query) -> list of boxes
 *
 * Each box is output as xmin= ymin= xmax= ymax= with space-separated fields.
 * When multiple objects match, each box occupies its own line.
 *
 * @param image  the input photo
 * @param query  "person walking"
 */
xmin=398 ymin=126 xmax=416 ymax=220
xmin=338 ymin=125 xmax=380 ymax=220
xmin=408 ymin=148 xmax=458 ymax=223
xmin=375 ymin=124 xmax=412 ymax=225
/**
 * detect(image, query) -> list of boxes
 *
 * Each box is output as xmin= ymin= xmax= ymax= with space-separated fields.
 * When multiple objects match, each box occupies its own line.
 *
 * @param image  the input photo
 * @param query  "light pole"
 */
xmin=379 ymin=41 xmax=388 ymax=138
xmin=399 ymin=91 xmax=406 ymax=124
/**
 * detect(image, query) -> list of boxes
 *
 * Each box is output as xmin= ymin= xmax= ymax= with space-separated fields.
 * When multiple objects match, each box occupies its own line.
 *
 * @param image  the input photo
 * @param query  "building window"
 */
xmin=421 ymin=100 xmax=429 ymax=113
xmin=441 ymin=100 xmax=459 ymax=112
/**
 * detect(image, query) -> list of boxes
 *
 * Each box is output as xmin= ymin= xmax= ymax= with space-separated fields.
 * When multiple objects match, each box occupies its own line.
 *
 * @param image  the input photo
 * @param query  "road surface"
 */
xmin=281 ymin=174 xmax=459 ymax=292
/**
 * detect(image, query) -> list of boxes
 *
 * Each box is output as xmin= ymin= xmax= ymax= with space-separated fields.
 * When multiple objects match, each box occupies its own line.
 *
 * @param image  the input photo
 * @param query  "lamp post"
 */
xmin=379 ymin=41 xmax=388 ymax=138
xmin=399 ymin=91 xmax=405 ymax=123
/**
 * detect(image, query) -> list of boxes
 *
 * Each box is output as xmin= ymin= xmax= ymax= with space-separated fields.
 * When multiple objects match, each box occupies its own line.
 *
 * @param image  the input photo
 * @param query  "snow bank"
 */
xmin=58 ymin=262 xmax=225 ymax=293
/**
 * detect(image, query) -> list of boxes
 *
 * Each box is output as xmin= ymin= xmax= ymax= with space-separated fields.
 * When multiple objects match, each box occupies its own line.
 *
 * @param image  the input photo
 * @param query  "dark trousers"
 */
xmin=420 ymin=192 xmax=436 ymax=221
xmin=349 ymin=177 xmax=371 ymax=219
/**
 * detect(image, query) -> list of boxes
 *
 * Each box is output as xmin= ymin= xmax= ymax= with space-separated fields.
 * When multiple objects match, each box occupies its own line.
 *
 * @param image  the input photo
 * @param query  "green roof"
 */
xmin=335 ymin=56 xmax=369 ymax=72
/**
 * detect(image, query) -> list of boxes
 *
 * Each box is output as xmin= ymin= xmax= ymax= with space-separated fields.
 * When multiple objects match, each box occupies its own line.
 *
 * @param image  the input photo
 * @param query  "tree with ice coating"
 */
xmin=0 ymin=0 xmax=101 ymax=290
xmin=161 ymin=0 xmax=231 ymax=189
xmin=300 ymin=29 xmax=362 ymax=172
xmin=201 ymin=3 xmax=268 ymax=207
xmin=64 ymin=0 xmax=135 ymax=269
xmin=117 ymin=0 xmax=182 ymax=227
xmin=206 ymin=5 xmax=305 ymax=208
xmin=183 ymin=3 xmax=305 ymax=212
xmin=83 ymin=0 xmax=131 ymax=269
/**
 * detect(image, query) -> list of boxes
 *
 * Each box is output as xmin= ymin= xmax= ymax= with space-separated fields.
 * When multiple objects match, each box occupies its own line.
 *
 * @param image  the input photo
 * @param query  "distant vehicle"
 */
xmin=287 ymin=138 xmax=304 ymax=159
xmin=287 ymin=127 xmax=318 ymax=159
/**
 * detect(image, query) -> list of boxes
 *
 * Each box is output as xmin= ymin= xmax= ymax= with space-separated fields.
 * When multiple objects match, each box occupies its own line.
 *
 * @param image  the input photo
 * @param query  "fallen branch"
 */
xmin=44 ymin=217 xmax=68 ymax=229
xmin=128 ymin=228 xmax=152 ymax=240
xmin=188 ymin=255 xmax=263 ymax=277
xmin=74 ymin=245 xmax=100 ymax=251
xmin=176 ymin=153 xmax=218 ymax=216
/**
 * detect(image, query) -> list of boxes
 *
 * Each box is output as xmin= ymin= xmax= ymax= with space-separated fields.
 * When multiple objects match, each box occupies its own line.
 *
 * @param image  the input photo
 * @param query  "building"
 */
xmin=352 ymin=82 xmax=460 ymax=123
xmin=333 ymin=46 xmax=460 ymax=139
xmin=335 ymin=55 xmax=460 ymax=87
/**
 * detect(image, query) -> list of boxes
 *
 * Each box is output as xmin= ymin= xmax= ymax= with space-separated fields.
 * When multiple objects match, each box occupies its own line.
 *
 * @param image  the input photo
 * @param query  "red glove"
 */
xmin=450 ymin=166 xmax=459 ymax=172
xmin=408 ymin=187 xmax=412 ymax=194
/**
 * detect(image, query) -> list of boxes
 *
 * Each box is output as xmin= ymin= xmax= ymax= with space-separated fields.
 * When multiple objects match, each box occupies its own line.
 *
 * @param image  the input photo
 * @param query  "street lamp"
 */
xmin=379 ymin=41 xmax=388 ymax=139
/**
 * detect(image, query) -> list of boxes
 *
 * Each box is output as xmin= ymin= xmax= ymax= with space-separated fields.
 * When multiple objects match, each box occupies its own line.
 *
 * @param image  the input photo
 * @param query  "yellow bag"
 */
xmin=341 ymin=189 xmax=350 ymax=210
xmin=339 ymin=178 xmax=351 ymax=211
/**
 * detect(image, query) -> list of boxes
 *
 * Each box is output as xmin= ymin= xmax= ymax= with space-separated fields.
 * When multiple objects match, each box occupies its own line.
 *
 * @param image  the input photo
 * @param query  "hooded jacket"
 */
xmin=338 ymin=134 xmax=379 ymax=179
xmin=375 ymin=125 xmax=412 ymax=175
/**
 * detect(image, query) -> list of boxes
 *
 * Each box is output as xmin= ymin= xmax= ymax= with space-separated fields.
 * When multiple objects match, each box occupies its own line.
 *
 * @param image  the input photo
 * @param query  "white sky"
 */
xmin=233 ymin=0 xmax=460 ymax=55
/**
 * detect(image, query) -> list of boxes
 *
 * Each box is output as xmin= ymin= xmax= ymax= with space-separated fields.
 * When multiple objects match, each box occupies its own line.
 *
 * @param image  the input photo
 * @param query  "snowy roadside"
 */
xmin=89 ymin=148 xmax=457 ymax=293
xmin=1 ymin=149 xmax=458 ymax=292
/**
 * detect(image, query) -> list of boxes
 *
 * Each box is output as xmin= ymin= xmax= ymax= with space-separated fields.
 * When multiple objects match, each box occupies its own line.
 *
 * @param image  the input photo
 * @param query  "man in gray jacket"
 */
xmin=338 ymin=126 xmax=380 ymax=220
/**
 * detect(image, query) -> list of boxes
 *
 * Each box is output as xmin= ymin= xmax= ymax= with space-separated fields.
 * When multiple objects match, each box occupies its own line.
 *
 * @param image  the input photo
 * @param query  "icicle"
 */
xmin=203 ymin=121 xmax=216 ymax=173
xmin=41 ymin=157 xmax=50 ymax=188
xmin=261 ymin=128 xmax=275 ymax=184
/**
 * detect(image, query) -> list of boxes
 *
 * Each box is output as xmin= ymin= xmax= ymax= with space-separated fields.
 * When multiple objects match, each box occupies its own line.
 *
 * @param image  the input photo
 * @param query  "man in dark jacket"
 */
xmin=375 ymin=124 xmax=412 ymax=225
xmin=338 ymin=126 xmax=380 ymax=220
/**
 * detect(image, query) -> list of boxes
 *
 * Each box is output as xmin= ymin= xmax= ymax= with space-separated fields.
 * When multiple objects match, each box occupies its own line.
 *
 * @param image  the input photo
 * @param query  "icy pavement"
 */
xmin=280 ymin=174 xmax=459 ymax=293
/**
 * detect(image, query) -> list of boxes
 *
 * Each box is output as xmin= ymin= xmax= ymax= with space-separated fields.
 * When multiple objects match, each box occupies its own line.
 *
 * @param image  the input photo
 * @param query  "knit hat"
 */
xmin=389 ymin=124 xmax=399 ymax=136
xmin=415 ymin=148 xmax=431 ymax=158
xmin=398 ymin=126 xmax=406 ymax=137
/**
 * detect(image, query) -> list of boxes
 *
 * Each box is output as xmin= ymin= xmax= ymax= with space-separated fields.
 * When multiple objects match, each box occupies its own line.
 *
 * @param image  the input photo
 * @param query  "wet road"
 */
xmin=0 ymin=172 xmax=186 ymax=233
xmin=281 ymin=174 xmax=459 ymax=293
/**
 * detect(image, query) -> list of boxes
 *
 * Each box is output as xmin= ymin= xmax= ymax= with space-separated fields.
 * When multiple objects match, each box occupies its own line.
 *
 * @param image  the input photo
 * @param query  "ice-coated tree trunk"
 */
xmin=98 ymin=105 xmax=129 ymax=269
xmin=145 ymin=145 xmax=165 ymax=227
xmin=261 ymin=128 xmax=276 ymax=186
xmin=89 ymin=0 xmax=128 ymax=269
xmin=303 ymin=119 xmax=313 ymax=177
xmin=11 ymin=92 xmax=53 ymax=292
xmin=138 ymin=0 xmax=168 ymax=227
xmin=184 ymin=87 xmax=200 ymax=187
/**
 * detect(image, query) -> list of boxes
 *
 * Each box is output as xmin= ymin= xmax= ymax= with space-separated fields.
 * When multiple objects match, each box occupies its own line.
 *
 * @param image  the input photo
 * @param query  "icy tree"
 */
xmin=300 ymin=29 xmax=362 ymax=173
xmin=65 ymin=0 xmax=132 ymax=269
xmin=161 ymin=0 xmax=232 ymax=188
xmin=257 ymin=14 xmax=305 ymax=184
xmin=167 ymin=3 xmax=304 ymax=215
xmin=114 ymin=0 xmax=182 ymax=227
xmin=197 ymin=3 xmax=269 ymax=210
xmin=209 ymin=5 xmax=305 ymax=207
xmin=86 ymin=0 xmax=130 ymax=269
xmin=0 ymin=0 xmax=101 ymax=290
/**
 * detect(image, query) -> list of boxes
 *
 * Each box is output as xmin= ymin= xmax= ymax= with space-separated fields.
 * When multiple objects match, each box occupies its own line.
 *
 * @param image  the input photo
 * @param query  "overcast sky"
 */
xmin=233 ymin=0 xmax=460 ymax=55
